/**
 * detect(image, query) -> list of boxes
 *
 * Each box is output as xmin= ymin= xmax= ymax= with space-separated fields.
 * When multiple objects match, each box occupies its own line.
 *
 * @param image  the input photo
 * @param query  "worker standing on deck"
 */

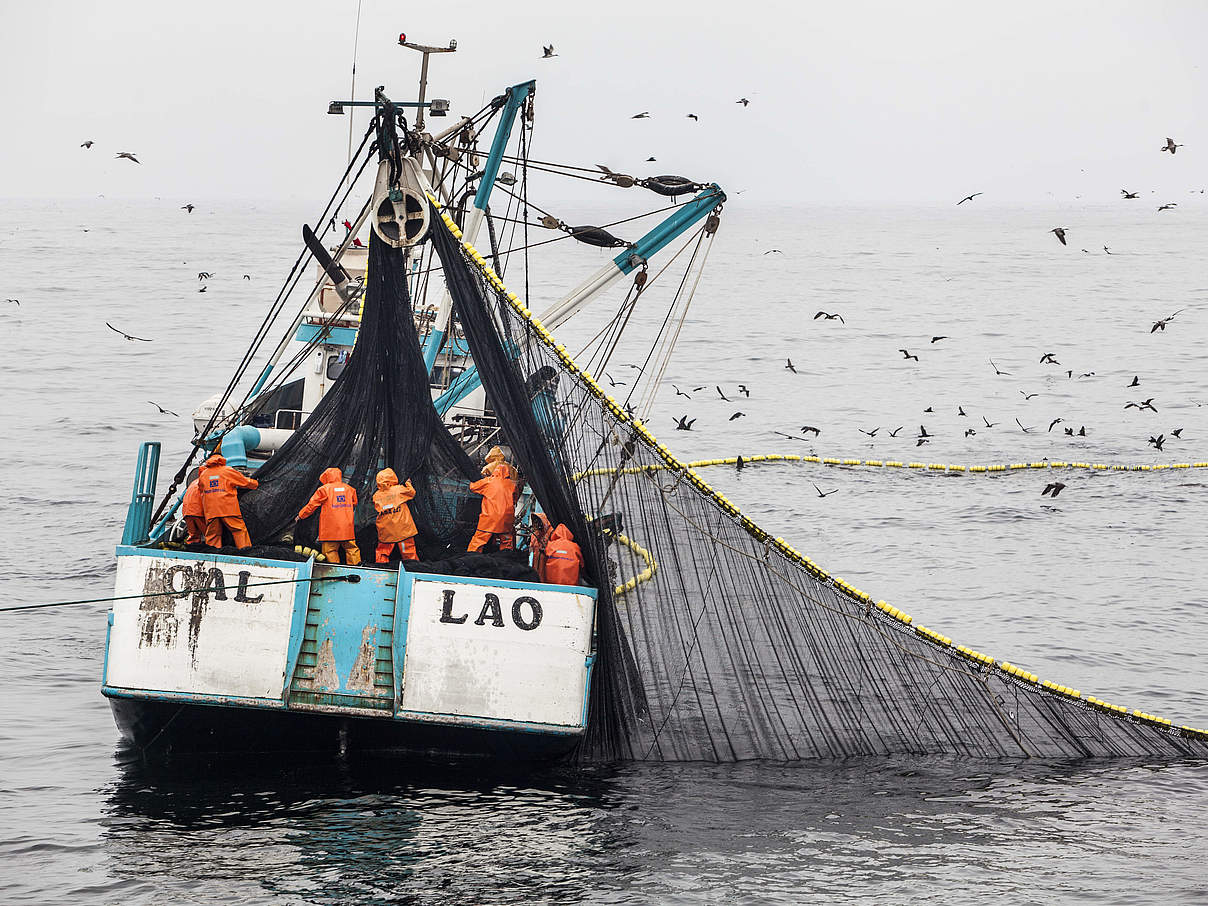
xmin=467 ymin=462 xmax=517 ymax=552
xmin=198 ymin=453 xmax=259 ymax=550
xmin=541 ymin=524 xmax=584 ymax=586
xmin=182 ymin=476 xmax=205 ymax=545
xmin=373 ymin=468 xmax=418 ymax=563
xmin=297 ymin=468 xmax=361 ymax=565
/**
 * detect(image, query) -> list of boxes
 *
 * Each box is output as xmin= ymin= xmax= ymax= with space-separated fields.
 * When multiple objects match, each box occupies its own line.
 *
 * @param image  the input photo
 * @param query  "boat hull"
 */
xmin=108 ymin=695 xmax=581 ymax=761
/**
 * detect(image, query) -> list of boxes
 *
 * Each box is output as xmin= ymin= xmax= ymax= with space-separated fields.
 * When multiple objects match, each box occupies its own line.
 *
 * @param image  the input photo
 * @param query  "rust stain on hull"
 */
xmin=313 ymin=637 xmax=339 ymax=690
xmin=346 ymin=624 xmax=379 ymax=693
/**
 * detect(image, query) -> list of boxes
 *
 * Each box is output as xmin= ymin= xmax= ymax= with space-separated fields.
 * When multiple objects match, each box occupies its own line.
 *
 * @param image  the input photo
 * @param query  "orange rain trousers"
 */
xmin=184 ymin=515 xmax=206 ymax=544
xmin=375 ymin=538 xmax=417 ymax=563
xmin=205 ymin=515 xmax=252 ymax=550
xmin=321 ymin=540 xmax=361 ymax=565
xmin=468 ymin=530 xmax=515 ymax=553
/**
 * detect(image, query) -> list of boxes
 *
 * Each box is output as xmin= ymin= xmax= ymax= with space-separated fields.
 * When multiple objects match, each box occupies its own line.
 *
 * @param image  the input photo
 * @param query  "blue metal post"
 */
xmin=121 ymin=441 xmax=161 ymax=545
xmin=613 ymin=185 xmax=725 ymax=274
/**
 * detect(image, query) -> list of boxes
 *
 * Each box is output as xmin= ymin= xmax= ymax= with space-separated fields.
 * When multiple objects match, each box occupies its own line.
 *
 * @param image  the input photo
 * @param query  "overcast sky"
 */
xmin=1 ymin=1 xmax=1205 ymax=205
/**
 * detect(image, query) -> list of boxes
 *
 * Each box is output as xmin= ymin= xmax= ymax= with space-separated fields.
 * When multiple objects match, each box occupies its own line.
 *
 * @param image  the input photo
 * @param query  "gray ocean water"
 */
xmin=2 ymin=196 xmax=1207 ymax=903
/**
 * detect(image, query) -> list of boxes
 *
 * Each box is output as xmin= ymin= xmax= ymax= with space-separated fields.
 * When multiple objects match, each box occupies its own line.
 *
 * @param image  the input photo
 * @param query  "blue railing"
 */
xmin=121 ymin=441 xmax=161 ymax=545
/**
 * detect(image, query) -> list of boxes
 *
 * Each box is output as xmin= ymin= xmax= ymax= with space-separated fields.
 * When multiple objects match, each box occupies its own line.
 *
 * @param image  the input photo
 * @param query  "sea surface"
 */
xmin=2 ymin=196 xmax=1207 ymax=904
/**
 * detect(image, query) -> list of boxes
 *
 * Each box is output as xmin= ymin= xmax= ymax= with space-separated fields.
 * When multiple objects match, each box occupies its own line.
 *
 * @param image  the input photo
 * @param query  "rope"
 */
xmin=0 ymin=573 xmax=358 ymax=614
xmin=574 ymin=452 xmax=1208 ymax=479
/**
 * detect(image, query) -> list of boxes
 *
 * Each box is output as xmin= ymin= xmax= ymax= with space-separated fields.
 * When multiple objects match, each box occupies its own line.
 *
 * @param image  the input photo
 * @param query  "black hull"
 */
xmin=108 ymin=696 xmax=581 ymax=763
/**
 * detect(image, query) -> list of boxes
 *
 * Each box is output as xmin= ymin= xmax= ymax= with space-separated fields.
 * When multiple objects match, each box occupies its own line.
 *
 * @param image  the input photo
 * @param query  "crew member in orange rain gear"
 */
xmin=182 ymin=477 xmax=205 ymax=544
xmin=198 ymin=453 xmax=259 ymax=549
xmin=297 ymin=467 xmax=361 ymax=565
xmin=373 ymin=468 xmax=418 ymax=563
xmin=542 ymin=524 xmax=584 ymax=586
xmin=467 ymin=462 xmax=517 ymax=552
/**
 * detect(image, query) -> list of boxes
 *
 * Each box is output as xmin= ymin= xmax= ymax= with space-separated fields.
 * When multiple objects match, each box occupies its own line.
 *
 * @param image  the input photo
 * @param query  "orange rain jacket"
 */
xmin=198 ymin=454 xmax=259 ymax=519
xmin=182 ymin=479 xmax=204 ymax=518
xmin=373 ymin=468 xmax=417 ymax=543
xmin=543 ymin=524 xmax=584 ymax=586
xmin=298 ymin=467 xmax=358 ymax=541
xmin=469 ymin=464 xmax=517 ymax=534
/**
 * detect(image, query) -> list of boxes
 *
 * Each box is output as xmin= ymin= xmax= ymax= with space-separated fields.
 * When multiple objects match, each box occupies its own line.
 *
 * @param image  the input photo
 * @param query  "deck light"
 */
xmin=327 ymin=101 xmax=345 ymax=115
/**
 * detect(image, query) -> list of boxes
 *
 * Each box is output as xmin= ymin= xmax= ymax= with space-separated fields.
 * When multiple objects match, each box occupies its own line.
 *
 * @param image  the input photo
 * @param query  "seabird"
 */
xmin=106 ymin=322 xmax=152 ymax=342
xmin=1161 ymin=137 xmax=1182 ymax=154
xmin=541 ymin=44 xmax=557 ymax=58
xmin=1050 ymin=227 xmax=1067 ymax=246
xmin=115 ymin=151 xmax=140 ymax=164
xmin=956 ymin=192 xmax=982 ymax=205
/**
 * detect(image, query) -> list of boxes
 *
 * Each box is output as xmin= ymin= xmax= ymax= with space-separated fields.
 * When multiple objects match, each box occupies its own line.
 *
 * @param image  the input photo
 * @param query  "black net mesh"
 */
xmin=240 ymin=233 xmax=481 ymax=558
xmin=426 ymin=209 xmax=1208 ymax=761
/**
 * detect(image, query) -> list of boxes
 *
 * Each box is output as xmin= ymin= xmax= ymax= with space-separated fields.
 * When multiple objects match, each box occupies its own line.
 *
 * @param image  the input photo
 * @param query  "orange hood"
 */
xmin=376 ymin=468 xmax=399 ymax=490
xmin=203 ymin=454 xmax=227 ymax=469
xmin=320 ymin=467 xmax=344 ymax=484
xmin=550 ymin=523 xmax=574 ymax=543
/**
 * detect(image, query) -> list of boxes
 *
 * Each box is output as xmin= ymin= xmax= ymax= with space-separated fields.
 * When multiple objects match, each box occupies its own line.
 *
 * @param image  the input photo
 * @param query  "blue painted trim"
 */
xmin=391 ymin=562 xmax=415 ymax=712
xmin=281 ymin=556 xmax=315 ymax=701
xmin=421 ymin=326 xmax=448 ymax=375
xmin=116 ymin=544 xmax=304 ymax=569
xmin=295 ymin=323 xmax=359 ymax=346
xmin=433 ymin=367 xmax=484 ymax=415
xmin=121 ymin=441 xmax=161 ymax=545
xmin=102 ymin=611 xmax=114 ymax=687
xmin=473 ymin=81 xmax=534 ymax=212
xmin=148 ymin=492 xmax=184 ymax=542
xmin=102 ymin=686 xmax=288 ymax=709
xmin=404 ymin=571 xmax=598 ymax=600
xmin=217 ymin=425 xmax=261 ymax=469
xmin=393 ymin=708 xmax=585 ymax=736
xmin=249 ymin=363 xmax=273 ymax=398
xmin=613 ymin=184 xmax=727 ymax=274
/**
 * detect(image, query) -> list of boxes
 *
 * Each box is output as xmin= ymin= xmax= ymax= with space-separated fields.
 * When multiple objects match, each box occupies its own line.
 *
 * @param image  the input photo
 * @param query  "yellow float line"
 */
xmin=574 ymin=453 xmax=1208 ymax=480
xmin=602 ymin=529 xmax=658 ymax=596
xmin=426 ymin=200 xmax=1208 ymax=744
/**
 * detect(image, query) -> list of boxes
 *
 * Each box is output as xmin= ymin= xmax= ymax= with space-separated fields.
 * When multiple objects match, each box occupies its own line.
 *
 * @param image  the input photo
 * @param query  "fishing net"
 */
xmin=426 ymin=210 xmax=1208 ymax=761
xmin=239 ymin=233 xmax=483 ymax=559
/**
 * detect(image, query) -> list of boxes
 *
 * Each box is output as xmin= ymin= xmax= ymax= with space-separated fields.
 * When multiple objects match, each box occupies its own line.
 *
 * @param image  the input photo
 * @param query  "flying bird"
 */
xmin=1041 ymin=482 xmax=1066 ymax=498
xmin=1039 ymin=353 xmax=1059 ymax=364
xmin=887 ymin=426 xmax=904 ymax=437
xmin=80 ymin=140 xmax=94 ymax=149
xmin=1104 ymin=246 xmax=1112 ymax=254
xmin=737 ymin=385 xmax=750 ymax=397
xmin=918 ymin=425 xmax=932 ymax=438
xmin=1161 ymin=137 xmax=1182 ymax=154
xmin=3 ymin=298 xmax=19 ymax=306
xmin=646 ymin=156 xmax=656 ymax=162
xmin=1148 ymin=434 xmax=1166 ymax=451
xmin=965 ymin=428 xmax=977 ymax=437
xmin=1171 ymin=427 xmax=1184 ymax=438
xmin=763 ymin=249 xmax=783 ymax=255
xmin=686 ymin=113 xmax=699 ymax=121
xmin=106 ymin=322 xmax=152 ymax=342
xmin=989 ymin=358 xmax=1011 ymax=376
xmin=148 ymin=401 xmax=179 ymax=417
xmin=800 ymin=425 xmax=821 ymax=436
xmin=1020 ymin=391 xmax=1039 ymax=400
xmin=674 ymin=415 xmax=696 ymax=431
xmin=1050 ymin=227 xmax=1067 ymax=246
xmin=631 ymin=111 xmax=650 ymax=119
xmin=1151 ymin=310 xmax=1183 ymax=332
xmin=983 ymin=416 xmax=998 ymax=428
xmin=716 ymin=386 xmax=730 ymax=401
xmin=957 ymin=406 xmax=967 ymax=417
xmin=673 ymin=385 xmax=692 ymax=398
xmin=813 ymin=311 xmax=844 ymax=323
xmin=1157 ymin=203 xmax=1178 ymax=212
xmin=1016 ymin=419 xmax=1035 ymax=433
xmin=899 ymin=349 xmax=919 ymax=361
xmin=812 ymin=484 xmax=838 ymax=498
xmin=956 ymin=192 xmax=982 ymax=205
xmin=1125 ymin=398 xmax=1158 ymax=412
xmin=859 ymin=427 xmax=880 ymax=437
xmin=1128 ymin=376 xmax=1140 ymax=387
xmin=1121 ymin=190 xmax=1139 ymax=199
xmin=243 ymin=274 xmax=251 ymax=280
xmin=541 ymin=44 xmax=557 ymax=58
xmin=181 ymin=204 xmax=194 ymax=213
xmin=736 ymin=98 xmax=750 ymax=106
xmin=916 ymin=437 xmax=930 ymax=447
xmin=115 ymin=151 xmax=140 ymax=164
xmin=197 ymin=272 xmax=212 ymax=280
xmin=198 ymin=285 xmax=207 ymax=293
xmin=931 ymin=336 xmax=948 ymax=343
xmin=1048 ymin=417 xmax=1064 ymax=432
xmin=785 ymin=358 xmax=797 ymax=373
xmin=729 ymin=411 xmax=746 ymax=421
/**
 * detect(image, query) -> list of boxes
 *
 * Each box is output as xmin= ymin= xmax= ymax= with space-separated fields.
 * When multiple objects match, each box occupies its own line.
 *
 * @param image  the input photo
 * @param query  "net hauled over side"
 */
xmin=428 ymin=205 xmax=1208 ymax=762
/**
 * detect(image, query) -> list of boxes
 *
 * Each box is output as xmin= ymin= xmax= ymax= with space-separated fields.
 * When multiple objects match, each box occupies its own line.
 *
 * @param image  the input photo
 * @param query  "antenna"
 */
xmin=398 ymin=35 xmax=457 ymax=132
xmin=347 ymin=0 xmax=364 ymax=164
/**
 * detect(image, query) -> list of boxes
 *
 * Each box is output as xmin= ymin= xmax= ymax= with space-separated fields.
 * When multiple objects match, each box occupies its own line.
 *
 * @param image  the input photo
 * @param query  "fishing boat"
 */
xmin=102 ymin=39 xmax=723 ymax=759
xmin=103 ymin=38 xmax=1208 ymax=763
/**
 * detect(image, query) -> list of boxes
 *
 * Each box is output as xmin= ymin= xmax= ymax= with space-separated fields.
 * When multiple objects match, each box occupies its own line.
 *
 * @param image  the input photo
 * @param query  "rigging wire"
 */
xmin=346 ymin=0 xmax=364 ymax=164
